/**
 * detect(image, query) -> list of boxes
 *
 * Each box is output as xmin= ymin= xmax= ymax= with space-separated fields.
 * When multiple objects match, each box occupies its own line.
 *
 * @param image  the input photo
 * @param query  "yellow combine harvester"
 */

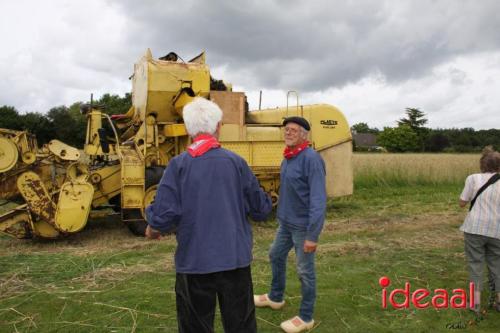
xmin=0 ymin=49 xmax=352 ymax=239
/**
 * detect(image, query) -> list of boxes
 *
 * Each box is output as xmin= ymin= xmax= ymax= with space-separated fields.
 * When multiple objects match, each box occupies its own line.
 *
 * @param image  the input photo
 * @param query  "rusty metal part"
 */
xmin=66 ymin=162 xmax=90 ymax=182
xmin=0 ymin=205 xmax=31 ymax=239
xmin=17 ymin=171 xmax=57 ymax=226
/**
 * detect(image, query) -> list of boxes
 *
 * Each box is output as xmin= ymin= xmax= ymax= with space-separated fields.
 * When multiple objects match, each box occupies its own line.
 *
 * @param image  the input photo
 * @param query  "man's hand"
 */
xmin=303 ymin=240 xmax=317 ymax=253
xmin=145 ymin=225 xmax=162 ymax=240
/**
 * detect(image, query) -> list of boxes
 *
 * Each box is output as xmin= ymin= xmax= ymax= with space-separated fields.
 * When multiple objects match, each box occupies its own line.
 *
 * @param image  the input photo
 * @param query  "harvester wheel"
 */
xmin=125 ymin=216 xmax=148 ymax=237
xmin=0 ymin=137 xmax=19 ymax=173
xmin=145 ymin=166 xmax=165 ymax=190
xmin=124 ymin=166 xmax=165 ymax=237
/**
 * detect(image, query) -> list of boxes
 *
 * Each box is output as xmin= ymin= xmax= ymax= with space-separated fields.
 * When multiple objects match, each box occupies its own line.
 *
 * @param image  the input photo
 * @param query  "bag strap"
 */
xmin=469 ymin=173 xmax=500 ymax=211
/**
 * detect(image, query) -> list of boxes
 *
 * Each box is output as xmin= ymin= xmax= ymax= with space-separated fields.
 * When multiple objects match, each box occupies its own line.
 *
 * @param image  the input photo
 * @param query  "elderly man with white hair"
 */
xmin=254 ymin=116 xmax=327 ymax=333
xmin=146 ymin=97 xmax=272 ymax=333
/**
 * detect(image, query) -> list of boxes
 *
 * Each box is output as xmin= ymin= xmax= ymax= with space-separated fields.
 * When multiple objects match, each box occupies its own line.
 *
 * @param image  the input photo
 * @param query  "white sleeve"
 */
xmin=460 ymin=176 xmax=474 ymax=202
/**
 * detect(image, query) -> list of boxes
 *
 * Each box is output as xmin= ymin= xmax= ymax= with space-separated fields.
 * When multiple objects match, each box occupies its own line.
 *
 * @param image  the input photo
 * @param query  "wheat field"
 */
xmin=353 ymin=153 xmax=480 ymax=187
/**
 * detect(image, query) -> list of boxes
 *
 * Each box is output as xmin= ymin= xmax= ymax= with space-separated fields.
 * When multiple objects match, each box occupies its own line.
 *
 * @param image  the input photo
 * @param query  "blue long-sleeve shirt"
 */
xmin=146 ymin=147 xmax=272 ymax=274
xmin=277 ymin=147 xmax=327 ymax=242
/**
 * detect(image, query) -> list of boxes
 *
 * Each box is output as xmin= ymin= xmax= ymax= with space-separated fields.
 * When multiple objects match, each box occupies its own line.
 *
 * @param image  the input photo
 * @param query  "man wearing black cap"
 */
xmin=254 ymin=116 xmax=327 ymax=333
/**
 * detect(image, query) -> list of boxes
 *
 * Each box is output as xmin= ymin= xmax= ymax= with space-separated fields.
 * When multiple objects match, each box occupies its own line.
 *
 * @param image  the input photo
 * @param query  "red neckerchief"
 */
xmin=283 ymin=141 xmax=310 ymax=159
xmin=187 ymin=134 xmax=221 ymax=157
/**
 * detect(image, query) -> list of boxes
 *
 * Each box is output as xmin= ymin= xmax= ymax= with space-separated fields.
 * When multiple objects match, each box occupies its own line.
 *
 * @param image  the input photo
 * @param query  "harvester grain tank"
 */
xmin=0 ymin=49 xmax=352 ymax=239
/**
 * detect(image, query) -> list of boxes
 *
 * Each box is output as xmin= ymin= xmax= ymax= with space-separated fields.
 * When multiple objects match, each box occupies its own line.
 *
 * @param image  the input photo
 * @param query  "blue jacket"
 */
xmin=277 ymin=147 xmax=327 ymax=242
xmin=146 ymin=147 xmax=272 ymax=274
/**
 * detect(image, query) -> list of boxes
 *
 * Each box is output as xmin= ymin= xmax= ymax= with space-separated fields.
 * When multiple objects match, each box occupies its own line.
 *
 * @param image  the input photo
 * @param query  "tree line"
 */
xmin=0 ymin=93 xmax=131 ymax=148
xmin=1 ymin=100 xmax=498 ymax=152
xmin=351 ymin=108 xmax=500 ymax=153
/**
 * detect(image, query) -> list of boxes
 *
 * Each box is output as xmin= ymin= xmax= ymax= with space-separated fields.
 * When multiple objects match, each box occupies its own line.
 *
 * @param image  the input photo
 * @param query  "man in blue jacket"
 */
xmin=146 ymin=97 xmax=272 ymax=333
xmin=254 ymin=117 xmax=327 ymax=333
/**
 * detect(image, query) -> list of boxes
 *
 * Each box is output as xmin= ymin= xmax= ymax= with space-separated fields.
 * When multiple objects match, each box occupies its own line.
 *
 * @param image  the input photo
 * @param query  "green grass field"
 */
xmin=1 ymin=153 xmax=499 ymax=332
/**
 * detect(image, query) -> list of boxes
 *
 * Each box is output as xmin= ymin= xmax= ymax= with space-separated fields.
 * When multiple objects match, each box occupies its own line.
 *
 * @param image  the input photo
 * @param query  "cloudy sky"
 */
xmin=1 ymin=0 xmax=499 ymax=129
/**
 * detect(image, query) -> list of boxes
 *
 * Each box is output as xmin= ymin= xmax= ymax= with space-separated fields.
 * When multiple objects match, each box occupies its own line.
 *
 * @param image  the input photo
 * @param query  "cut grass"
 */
xmin=1 ymin=153 xmax=497 ymax=332
xmin=1 ymin=183 xmax=499 ymax=332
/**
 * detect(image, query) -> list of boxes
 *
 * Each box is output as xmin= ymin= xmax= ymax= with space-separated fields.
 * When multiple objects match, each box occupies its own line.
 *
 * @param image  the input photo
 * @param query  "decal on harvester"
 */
xmin=320 ymin=119 xmax=338 ymax=128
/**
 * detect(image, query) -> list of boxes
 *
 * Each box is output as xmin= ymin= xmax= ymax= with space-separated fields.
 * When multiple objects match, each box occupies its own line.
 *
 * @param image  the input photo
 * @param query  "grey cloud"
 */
xmin=111 ymin=0 xmax=500 ymax=91
xmin=1 ymin=0 xmax=499 ymax=130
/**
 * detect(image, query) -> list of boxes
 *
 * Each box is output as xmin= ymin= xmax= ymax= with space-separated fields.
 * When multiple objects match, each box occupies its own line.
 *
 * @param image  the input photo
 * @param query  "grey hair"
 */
xmin=183 ymin=97 xmax=223 ymax=137
xmin=299 ymin=127 xmax=309 ymax=140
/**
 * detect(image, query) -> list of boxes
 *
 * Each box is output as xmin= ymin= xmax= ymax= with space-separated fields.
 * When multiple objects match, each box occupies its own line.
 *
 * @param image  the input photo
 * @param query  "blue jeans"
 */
xmin=268 ymin=223 xmax=316 ymax=322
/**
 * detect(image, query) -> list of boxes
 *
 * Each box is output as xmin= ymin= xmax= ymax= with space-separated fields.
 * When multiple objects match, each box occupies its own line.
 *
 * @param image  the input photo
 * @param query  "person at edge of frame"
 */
xmin=459 ymin=146 xmax=500 ymax=314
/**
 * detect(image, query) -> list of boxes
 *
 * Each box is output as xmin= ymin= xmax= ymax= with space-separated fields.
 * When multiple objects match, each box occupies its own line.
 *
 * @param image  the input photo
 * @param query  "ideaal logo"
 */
xmin=379 ymin=276 xmax=475 ymax=309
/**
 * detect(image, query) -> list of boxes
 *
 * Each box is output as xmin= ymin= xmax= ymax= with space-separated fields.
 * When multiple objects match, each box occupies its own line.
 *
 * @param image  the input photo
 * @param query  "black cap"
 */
xmin=283 ymin=116 xmax=310 ymax=131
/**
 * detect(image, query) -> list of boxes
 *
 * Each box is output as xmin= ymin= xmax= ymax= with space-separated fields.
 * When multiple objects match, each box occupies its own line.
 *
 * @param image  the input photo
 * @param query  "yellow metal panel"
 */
xmin=122 ymin=164 xmax=144 ymax=183
xmin=148 ymin=61 xmax=210 ymax=93
xmin=146 ymin=92 xmax=179 ymax=122
xmin=32 ymin=220 xmax=60 ymax=238
xmin=132 ymin=51 xmax=211 ymax=122
xmin=310 ymin=104 xmax=352 ymax=150
xmin=219 ymin=124 xmax=244 ymax=141
xmin=85 ymin=110 xmax=103 ymax=149
xmin=55 ymin=182 xmax=94 ymax=233
xmin=252 ymin=142 xmax=283 ymax=167
xmin=246 ymin=127 xmax=282 ymax=141
xmin=319 ymin=141 xmax=353 ymax=197
xmin=122 ymin=186 xmax=143 ymax=208
xmin=245 ymin=104 xmax=351 ymax=152
xmin=221 ymin=142 xmax=251 ymax=164
xmin=48 ymin=140 xmax=81 ymax=161
xmin=174 ymin=90 xmax=195 ymax=116
xmin=90 ymin=164 xmax=121 ymax=207
xmin=246 ymin=107 xmax=287 ymax=124
xmin=163 ymin=124 xmax=188 ymax=137
xmin=118 ymin=146 xmax=145 ymax=208
xmin=131 ymin=54 xmax=149 ymax=121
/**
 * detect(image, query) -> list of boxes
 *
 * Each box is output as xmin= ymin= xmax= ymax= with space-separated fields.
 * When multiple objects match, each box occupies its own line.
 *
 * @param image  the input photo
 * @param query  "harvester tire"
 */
xmin=126 ymin=218 xmax=148 ymax=237
xmin=145 ymin=166 xmax=165 ymax=190
xmin=125 ymin=166 xmax=165 ymax=237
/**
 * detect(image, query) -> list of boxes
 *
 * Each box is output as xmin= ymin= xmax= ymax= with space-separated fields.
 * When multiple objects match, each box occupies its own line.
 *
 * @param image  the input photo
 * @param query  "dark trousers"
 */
xmin=175 ymin=265 xmax=257 ymax=333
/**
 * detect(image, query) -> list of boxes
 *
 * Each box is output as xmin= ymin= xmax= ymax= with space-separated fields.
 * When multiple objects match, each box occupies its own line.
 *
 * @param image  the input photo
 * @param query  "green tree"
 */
xmin=397 ymin=108 xmax=428 ymax=151
xmin=93 ymin=93 xmax=132 ymax=115
xmin=47 ymin=106 xmax=83 ymax=147
xmin=425 ymin=132 xmax=450 ymax=152
xmin=397 ymin=108 xmax=428 ymax=129
xmin=0 ymin=106 xmax=22 ymax=129
xmin=20 ymin=112 xmax=53 ymax=145
xmin=351 ymin=122 xmax=379 ymax=134
xmin=68 ymin=102 xmax=88 ymax=145
xmin=377 ymin=125 xmax=419 ymax=152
